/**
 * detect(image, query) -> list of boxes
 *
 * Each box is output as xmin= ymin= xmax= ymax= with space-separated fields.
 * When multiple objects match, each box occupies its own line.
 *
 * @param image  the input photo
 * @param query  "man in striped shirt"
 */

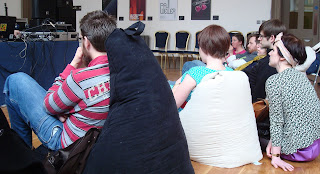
xmin=3 ymin=11 xmax=116 ymax=150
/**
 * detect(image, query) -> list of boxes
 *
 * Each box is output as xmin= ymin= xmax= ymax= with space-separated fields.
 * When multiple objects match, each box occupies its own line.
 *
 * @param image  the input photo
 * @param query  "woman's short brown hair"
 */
xmin=198 ymin=25 xmax=230 ymax=58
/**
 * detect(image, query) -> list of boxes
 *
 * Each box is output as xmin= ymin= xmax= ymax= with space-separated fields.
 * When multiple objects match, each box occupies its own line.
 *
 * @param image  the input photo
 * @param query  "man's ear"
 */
xmin=84 ymin=36 xmax=91 ymax=49
xmin=269 ymin=35 xmax=275 ymax=43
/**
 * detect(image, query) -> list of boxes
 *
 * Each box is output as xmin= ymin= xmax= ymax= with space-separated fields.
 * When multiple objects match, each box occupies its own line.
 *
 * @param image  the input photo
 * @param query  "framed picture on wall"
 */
xmin=130 ymin=0 xmax=146 ymax=21
xmin=159 ymin=0 xmax=178 ymax=21
xmin=191 ymin=0 xmax=211 ymax=20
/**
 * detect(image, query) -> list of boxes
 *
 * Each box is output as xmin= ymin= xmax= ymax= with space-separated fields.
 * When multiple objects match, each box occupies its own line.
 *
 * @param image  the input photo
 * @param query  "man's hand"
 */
xmin=70 ymin=47 xmax=83 ymax=69
xmin=57 ymin=115 xmax=67 ymax=123
xmin=271 ymin=157 xmax=294 ymax=172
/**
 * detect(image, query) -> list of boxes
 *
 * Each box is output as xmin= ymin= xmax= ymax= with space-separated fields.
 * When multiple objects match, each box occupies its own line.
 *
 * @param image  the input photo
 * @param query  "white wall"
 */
xmin=0 ymin=0 xmax=21 ymax=17
xmin=118 ymin=0 xmax=272 ymax=50
xmin=73 ymin=0 xmax=102 ymax=30
xmin=1 ymin=0 xmax=271 ymax=50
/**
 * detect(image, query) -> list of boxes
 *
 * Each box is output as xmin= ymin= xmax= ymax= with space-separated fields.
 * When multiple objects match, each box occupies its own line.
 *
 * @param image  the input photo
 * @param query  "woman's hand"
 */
xmin=271 ymin=157 xmax=294 ymax=172
xmin=228 ymin=45 xmax=234 ymax=56
xmin=266 ymin=140 xmax=272 ymax=158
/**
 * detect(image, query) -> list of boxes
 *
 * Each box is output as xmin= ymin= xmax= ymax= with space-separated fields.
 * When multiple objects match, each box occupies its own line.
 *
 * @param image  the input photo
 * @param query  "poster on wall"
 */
xmin=159 ymin=0 xmax=178 ymax=21
xmin=130 ymin=0 xmax=146 ymax=21
xmin=191 ymin=0 xmax=211 ymax=20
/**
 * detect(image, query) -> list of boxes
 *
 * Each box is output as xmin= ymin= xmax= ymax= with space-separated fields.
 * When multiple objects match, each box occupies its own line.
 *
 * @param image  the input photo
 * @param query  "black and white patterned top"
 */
xmin=266 ymin=68 xmax=320 ymax=155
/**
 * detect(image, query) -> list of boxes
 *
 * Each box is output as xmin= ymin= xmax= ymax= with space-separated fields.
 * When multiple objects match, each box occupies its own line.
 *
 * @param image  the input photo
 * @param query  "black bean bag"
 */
xmin=0 ymin=109 xmax=45 ymax=174
xmin=83 ymin=22 xmax=194 ymax=173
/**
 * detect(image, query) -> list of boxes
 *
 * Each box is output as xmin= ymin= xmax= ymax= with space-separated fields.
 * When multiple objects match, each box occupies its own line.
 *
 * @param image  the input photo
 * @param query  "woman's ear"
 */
xmin=279 ymin=57 xmax=286 ymax=61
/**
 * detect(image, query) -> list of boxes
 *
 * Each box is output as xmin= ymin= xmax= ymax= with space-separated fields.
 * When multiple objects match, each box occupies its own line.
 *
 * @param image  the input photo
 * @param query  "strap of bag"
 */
xmin=263 ymin=99 xmax=269 ymax=106
xmin=124 ymin=21 xmax=145 ymax=36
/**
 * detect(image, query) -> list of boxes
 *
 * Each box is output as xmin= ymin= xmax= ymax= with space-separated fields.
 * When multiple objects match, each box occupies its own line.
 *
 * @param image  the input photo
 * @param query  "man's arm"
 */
xmin=43 ymin=47 xmax=84 ymax=116
xmin=237 ymin=52 xmax=257 ymax=62
xmin=243 ymin=60 xmax=259 ymax=94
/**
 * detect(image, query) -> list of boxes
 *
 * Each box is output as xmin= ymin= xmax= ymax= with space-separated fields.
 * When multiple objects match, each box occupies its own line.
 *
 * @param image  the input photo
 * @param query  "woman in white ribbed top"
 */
xmin=266 ymin=33 xmax=320 ymax=172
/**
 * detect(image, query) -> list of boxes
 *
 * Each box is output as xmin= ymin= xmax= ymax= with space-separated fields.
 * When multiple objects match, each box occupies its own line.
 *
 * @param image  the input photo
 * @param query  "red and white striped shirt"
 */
xmin=44 ymin=55 xmax=110 ymax=148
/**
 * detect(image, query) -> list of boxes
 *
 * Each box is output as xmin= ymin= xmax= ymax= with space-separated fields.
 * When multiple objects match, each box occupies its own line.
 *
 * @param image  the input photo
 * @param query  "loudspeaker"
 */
xmin=32 ymin=0 xmax=56 ymax=20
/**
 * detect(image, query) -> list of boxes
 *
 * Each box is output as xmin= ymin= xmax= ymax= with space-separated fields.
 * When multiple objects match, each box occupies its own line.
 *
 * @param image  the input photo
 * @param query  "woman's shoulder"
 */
xmin=188 ymin=66 xmax=212 ymax=73
xmin=266 ymin=73 xmax=281 ymax=86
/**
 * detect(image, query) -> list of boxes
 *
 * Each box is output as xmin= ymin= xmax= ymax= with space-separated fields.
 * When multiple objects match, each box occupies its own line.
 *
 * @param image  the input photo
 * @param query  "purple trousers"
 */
xmin=281 ymin=138 xmax=320 ymax=162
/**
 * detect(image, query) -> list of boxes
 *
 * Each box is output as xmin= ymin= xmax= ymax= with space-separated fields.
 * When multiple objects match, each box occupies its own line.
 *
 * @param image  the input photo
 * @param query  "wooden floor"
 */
xmin=2 ymin=61 xmax=320 ymax=173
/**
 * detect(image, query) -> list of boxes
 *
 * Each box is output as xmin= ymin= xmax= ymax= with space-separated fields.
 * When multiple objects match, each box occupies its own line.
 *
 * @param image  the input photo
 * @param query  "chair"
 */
xmin=185 ymin=31 xmax=201 ymax=61
xmin=166 ymin=31 xmax=190 ymax=70
xmin=152 ymin=31 xmax=169 ymax=69
xmin=309 ymin=42 xmax=320 ymax=86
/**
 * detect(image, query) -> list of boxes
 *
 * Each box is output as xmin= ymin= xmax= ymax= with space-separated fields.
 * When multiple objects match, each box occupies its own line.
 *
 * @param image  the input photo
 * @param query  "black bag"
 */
xmin=43 ymin=128 xmax=100 ymax=174
xmin=83 ymin=22 xmax=194 ymax=173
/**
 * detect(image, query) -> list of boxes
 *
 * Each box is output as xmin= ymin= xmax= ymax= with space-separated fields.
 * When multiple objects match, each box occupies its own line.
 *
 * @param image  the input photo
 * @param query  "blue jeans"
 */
xmin=182 ymin=60 xmax=205 ymax=74
xmin=3 ymin=72 xmax=62 ymax=150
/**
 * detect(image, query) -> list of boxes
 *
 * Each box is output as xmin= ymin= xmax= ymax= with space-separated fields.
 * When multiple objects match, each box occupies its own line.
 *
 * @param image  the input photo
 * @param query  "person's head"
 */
xmin=257 ymin=43 xmax=267 ymax=56
xmin=246 ymin=34 xmax=259 ymax=53
xmin=79 ymin=10 xmax=117 ymax=66
xmin=198 ymin=24 xmax=230 ymax=62
xmin=231 ymin=33 xmax=244 ymax=49
xmin=269 ymin=33 xmax=306 ymax=69
xmin=258 ymin=19 xmax=287 ymax=49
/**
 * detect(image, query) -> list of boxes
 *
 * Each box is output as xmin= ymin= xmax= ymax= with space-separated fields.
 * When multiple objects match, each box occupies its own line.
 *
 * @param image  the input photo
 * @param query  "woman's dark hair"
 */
xmin=277 ymin=34 xmax=306 ymax=65
xmin=198 ymin=25 xmax=230 ymax=58
xmin=80 ymin=10 xmax=117 ymax=52
xmin=232 ymin=33 xmax=244 ymax=47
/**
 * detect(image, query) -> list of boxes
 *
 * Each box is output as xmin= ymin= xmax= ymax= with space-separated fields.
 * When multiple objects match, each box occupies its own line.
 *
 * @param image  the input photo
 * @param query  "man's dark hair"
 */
xmin=247 ymin=33 xmax=260 ymax=45
xmin=259 ymin=19 xmax=287 ymax=38
xmin=80 ymin=10 xmax=117 ymax=52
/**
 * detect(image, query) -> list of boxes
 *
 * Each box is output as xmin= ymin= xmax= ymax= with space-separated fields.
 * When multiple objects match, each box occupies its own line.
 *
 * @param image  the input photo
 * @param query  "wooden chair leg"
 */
xmin=164 ymin=54 xmax=168 ymax=70
xmin=180 ymin=54 xmax=184 ymax=71
xmin=160 ymin=54 xmax=163 ymax=69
